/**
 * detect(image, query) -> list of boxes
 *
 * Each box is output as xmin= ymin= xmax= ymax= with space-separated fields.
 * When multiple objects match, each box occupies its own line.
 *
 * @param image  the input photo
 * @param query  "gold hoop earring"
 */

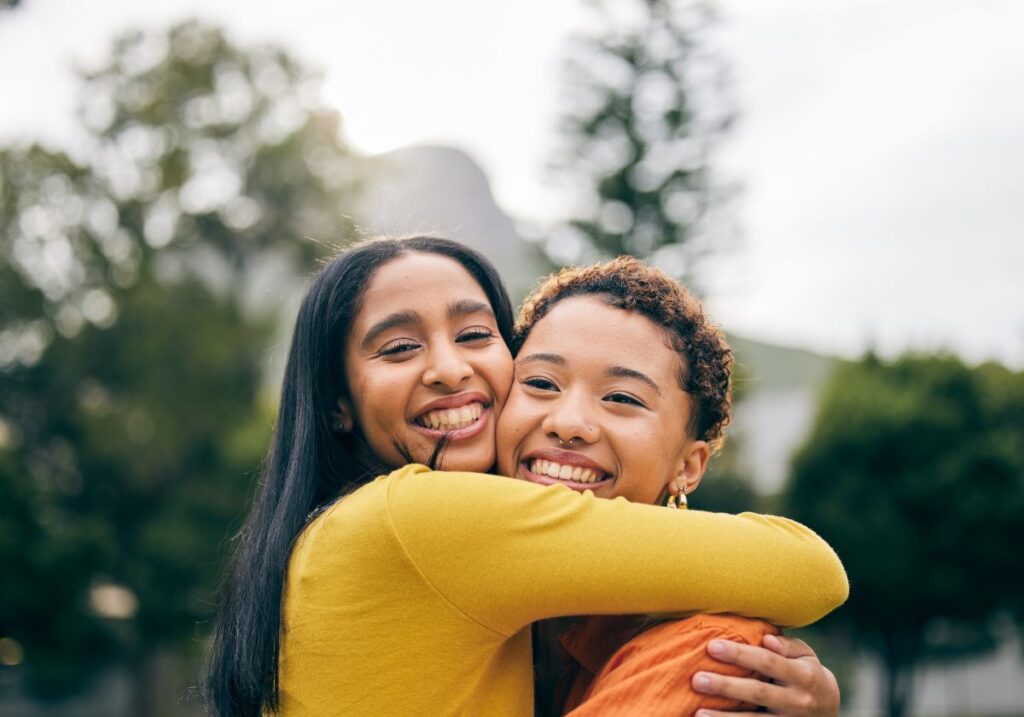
xmin=668 ymin=491 xmax=688 ymax=510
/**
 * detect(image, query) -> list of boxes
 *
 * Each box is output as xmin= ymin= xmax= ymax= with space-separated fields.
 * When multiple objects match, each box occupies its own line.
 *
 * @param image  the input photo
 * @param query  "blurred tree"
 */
xmin=547 ymin=0 xmax=734 ymax=290
xmin=784 ymin=353 xmax=1024 ymax=717
xmin=690 ymin=454 xmax=757 ymax=513
xmin=0 ymin=20 xmax=360 ymax=713
xmin=547 ymin=0 xmax=758 ymax=512
xmin=975 ymin=360 xmax=1024 ymax=647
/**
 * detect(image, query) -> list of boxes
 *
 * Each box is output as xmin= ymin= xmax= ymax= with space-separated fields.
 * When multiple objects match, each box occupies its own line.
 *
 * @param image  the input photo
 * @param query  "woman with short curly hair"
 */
xmin=502 ymin=257 xmax=831 ymax=716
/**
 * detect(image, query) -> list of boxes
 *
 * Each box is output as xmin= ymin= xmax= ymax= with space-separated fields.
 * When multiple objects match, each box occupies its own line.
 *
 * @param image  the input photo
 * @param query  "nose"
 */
xmin=542 ymin=390 xmax=600 ymax=446
xmin=421 ymin=340 xmax=473 ymax=389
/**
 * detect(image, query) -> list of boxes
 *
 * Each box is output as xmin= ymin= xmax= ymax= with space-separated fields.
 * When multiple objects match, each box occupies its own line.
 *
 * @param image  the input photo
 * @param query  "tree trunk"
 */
xmin=131 ymin=649 xmax=162 ymax=717
xmin=883 ymin=658 xmax=909 ymax=717
xmin=880 ymin=628 xmax=919 ymax=717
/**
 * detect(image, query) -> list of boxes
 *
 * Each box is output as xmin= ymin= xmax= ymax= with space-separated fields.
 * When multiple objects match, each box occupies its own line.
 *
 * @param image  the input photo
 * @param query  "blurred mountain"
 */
xmin=728 ymin=336 xmax=840 ymax=494
xmin=729 ymin=335 xmax=838 ymax=393
xmin=360 ymin=145 xmax=550 ymax=301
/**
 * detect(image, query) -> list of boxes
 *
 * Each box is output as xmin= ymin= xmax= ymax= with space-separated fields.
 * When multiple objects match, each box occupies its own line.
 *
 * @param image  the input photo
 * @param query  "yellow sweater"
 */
xmin=277 ymin=465 xmax=847 ymax=716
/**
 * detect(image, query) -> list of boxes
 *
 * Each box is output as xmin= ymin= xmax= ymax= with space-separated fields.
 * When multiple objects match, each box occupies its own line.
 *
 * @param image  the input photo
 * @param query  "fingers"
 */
xmin=702 ymin=638 xmax=840 ymax=717
xmin=706 ymin=639 xmax=814 ymax=685
xmin=763 ymin=633 xmax=815 ymax=659
xmin=695 ymin=712 xmax=764 ymax=717
xmin=692 ymin=671 xmax=809 ymax=715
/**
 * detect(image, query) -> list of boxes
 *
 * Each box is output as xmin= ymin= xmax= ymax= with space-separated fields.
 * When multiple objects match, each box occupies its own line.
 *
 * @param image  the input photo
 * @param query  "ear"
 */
xmin=333 ymin=396 xmax=354 ymax=433
xmin=676 ymin=440 xmax=710 ymax=496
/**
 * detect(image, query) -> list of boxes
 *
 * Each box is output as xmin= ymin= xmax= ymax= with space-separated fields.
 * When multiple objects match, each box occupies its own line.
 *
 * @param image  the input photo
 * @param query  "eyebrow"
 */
xmin=360 ymin=299 xmax=495 ymax=351
xmin=606 ymin=366 xmax=662 ymax=395
xmin=517 ymin=352 xmax=565 ymax=366
xmin=448 ymin=298 xmax=492 ymax=320
xmin=361 ymin=310 xmax=422 ymax=350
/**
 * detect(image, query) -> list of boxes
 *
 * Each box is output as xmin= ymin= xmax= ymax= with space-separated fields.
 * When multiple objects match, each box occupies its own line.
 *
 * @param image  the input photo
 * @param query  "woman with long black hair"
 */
xmin=202 ymin=236 xmax=847 ymax=716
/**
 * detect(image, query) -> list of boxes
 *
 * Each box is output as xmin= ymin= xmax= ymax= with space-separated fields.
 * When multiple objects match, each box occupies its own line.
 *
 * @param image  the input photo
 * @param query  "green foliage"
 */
xmin=783 ymin=353 xmax=1024 ymax=717
xmin=689 ymin=459 xmax=758 ymax=514
xmin=80 ymin=21 xmax=359 ymax=283
xmin=0 ymin=20 xmax=359 ymax=702
xmin=1 ymin=276 xmax=272 ymax=695
xmin=549 ymin=0 xmax=733 ymax=288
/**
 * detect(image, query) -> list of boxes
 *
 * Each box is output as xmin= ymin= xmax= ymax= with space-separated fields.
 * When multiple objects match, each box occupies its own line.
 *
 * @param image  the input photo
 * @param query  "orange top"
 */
xmin=559 ymin=614 xmax=778 ymax=716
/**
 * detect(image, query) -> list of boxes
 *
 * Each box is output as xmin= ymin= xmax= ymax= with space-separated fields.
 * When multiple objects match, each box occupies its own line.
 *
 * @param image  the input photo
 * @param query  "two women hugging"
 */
xmin=204 ymin=236 xmax=847 ymax=716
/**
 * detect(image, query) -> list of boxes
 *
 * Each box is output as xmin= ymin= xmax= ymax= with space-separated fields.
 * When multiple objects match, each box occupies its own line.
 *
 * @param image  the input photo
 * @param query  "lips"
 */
xmin=411 ymin=392 xmax=491 ymax=441
xmin=518 ymin=448 xmax=613 ymax=490
xmin=527 ymin=458 xmax=604 ymax=483
xmin=416 ymin=402 xmax=483 ymax=430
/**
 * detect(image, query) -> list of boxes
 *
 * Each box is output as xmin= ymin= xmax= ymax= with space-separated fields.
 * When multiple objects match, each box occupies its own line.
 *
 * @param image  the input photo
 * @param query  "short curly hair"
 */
xmin=514 ymin=256 xmax=733 ymax=454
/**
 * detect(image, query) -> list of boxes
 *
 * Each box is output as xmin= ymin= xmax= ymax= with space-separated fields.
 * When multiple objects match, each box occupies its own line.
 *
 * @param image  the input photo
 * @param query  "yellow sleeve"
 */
xmin=385 ymin=466 xmax=848 ymax=636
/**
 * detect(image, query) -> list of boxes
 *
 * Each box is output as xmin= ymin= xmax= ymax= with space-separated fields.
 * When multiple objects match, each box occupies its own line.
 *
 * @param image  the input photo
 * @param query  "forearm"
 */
xmin=389 ymin=467 xmax=848 ymax=633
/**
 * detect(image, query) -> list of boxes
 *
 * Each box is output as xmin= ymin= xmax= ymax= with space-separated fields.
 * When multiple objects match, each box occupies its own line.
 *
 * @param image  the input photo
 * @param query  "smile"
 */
xmin=411 ymin=397 xmax=491 ymax=442
xmin=415 ymin=402 xmax=483 ymax=431
xmin=518 ymin=449 xmax=614 ymax=491
xmin=527 ymin=459 xmax=605 ymax=484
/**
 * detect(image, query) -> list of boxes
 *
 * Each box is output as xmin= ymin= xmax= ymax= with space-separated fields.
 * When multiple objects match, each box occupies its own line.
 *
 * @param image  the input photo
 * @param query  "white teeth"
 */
xmin=417 ymin=402 xmax=484 ymax=430
xmin=528 ymin=459 xmax=604 ymax=483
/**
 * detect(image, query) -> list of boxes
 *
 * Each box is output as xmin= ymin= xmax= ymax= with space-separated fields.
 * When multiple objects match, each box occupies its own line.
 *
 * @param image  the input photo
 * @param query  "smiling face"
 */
xmin=496 ymin=295 xmax=709 ymax=504
xmin=341 ymin=251 xmax=514 ymax=472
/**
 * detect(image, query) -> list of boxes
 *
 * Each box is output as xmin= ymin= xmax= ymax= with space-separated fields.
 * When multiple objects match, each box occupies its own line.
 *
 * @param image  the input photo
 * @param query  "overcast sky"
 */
xmin=1 ymin=0 xmax=1021 ymax=366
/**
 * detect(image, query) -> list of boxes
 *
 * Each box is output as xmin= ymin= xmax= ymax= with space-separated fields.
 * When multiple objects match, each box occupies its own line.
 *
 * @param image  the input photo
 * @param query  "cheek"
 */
xmin=616 ymin=459 xmax=666 ymax=503
xmin=350 ymin=367 xmax=411 ymax=430
xmin=614 ymin=422 xmax=677 ymax=500
xmin=495 ymin=389 xmax=521 ymax=443
xmin=481 ymin=347 xmax=514 ymax=406
xmin=495 ymin=388 xmax=533 ymax=456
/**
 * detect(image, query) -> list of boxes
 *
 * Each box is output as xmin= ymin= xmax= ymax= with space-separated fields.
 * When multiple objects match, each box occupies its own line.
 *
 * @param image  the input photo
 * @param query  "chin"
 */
xmin=462 ymin=462 xmax=496 ymax=473
xmin=437 ymin=449 xmax=494 ymax=473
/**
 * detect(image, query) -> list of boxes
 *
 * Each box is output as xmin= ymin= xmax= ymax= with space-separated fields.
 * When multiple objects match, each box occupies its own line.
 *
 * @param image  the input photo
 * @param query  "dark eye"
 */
xmin=605 ymin=392 xmax=644 ymax=407
xmin=524 ymin=377 xmax=558 ymax=391
xmin=457 ymin=328 xmax=495 ymax=344
xmin=379 ymin=340 xmax=420 ymax=356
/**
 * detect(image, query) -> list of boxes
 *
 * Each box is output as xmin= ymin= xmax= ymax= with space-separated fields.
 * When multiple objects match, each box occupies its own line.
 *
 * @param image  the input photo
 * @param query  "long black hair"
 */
xmin=202 ymin=236 xmax=515 ymax=716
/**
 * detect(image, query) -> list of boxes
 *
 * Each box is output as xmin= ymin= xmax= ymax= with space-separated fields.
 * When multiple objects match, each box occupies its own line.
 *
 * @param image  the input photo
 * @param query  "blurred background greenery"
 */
xmin=1 ymin=2 xmax=1022 ymax=716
